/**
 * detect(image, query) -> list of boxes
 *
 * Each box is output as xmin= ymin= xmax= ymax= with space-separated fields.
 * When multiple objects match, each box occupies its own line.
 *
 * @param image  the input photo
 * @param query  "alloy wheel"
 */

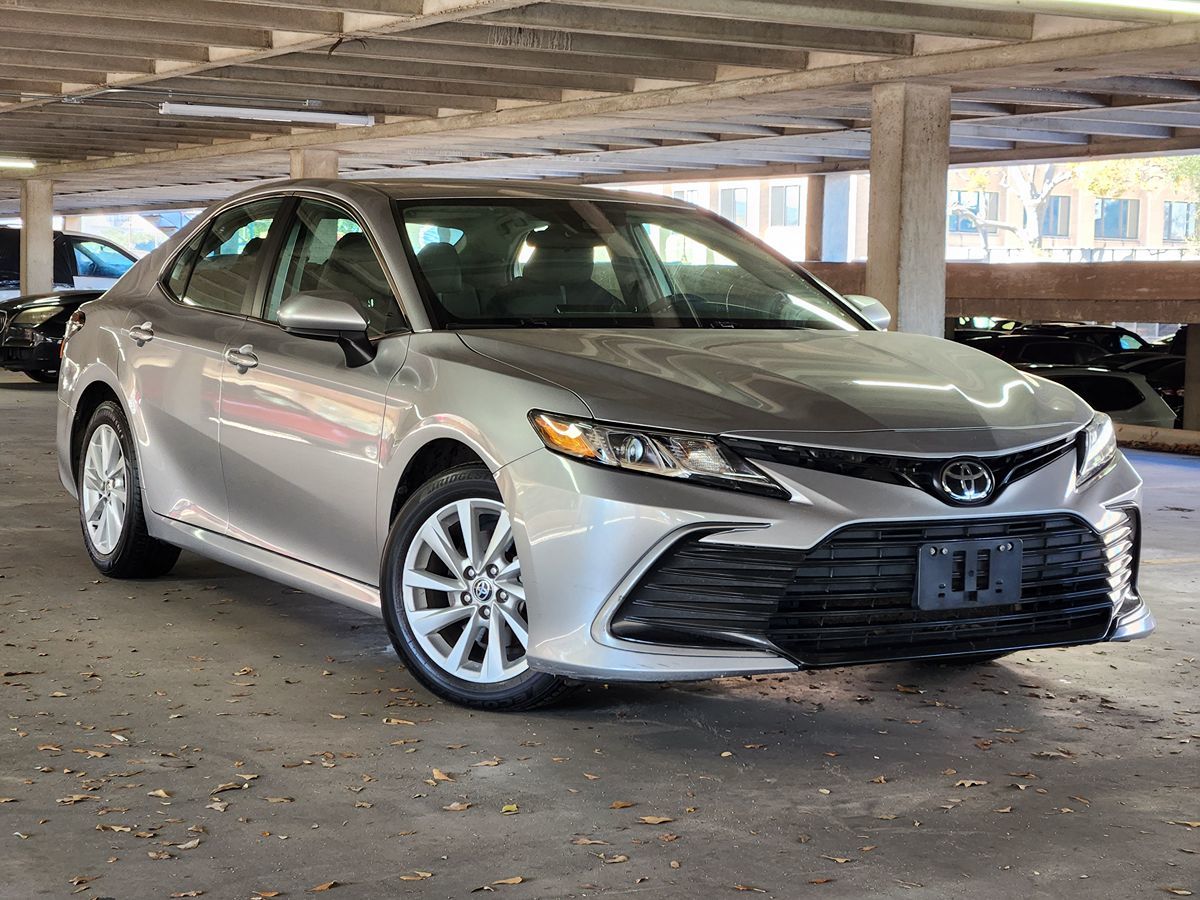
xmin=81 ymin=424 xmax=128 ymax=555
xmin=401 ymin=497 xmax=529 ymax=684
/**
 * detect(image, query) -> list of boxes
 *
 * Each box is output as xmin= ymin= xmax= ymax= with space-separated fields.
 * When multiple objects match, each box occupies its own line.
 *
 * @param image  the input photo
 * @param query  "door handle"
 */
xmin=128 ymin=321 xmax=154 ymax=345
xmin=224 ymin=344 xmax=259 ymax=372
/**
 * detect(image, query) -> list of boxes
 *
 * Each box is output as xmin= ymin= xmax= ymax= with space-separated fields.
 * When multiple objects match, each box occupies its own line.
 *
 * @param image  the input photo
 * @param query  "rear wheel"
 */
xmin=77 ymin=401 xmax=180 ymax=578
xmin=25 ymin=369 xmax=58 ymax=384
xmin=382 ymin=465 xmax=572 ymax=710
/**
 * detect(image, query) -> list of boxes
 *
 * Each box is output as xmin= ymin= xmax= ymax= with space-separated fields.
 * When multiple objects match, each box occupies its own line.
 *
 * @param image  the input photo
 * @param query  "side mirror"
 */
xmin=844 ymin=294 xmax=891 ymax=331
xmin=277 ymin=290 xmax=375 ymax=367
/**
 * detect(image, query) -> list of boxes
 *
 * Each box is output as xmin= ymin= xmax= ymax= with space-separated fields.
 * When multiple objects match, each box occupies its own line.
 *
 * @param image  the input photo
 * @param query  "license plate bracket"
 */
xmin=916 ymin=538 xmax=1023 ymax=610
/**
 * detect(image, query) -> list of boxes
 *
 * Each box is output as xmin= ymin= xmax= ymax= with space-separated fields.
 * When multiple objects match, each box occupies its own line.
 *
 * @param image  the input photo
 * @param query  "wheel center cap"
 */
xmin=471 ymin=579 xmax=494 ymax=603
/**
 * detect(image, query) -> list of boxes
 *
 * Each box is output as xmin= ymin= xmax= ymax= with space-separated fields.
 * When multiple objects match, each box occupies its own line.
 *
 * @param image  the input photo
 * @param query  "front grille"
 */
xmin=611 ymin=513 xmax=1134 ymax=666
xmin=722 ymin=435 xmax=1078 ymax=507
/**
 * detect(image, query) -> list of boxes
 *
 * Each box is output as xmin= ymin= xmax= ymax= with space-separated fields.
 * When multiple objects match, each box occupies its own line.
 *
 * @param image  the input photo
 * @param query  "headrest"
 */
xmin=525 ymin=224 xmax=604 ymax=250
xmin=416 ymin=242 xmax=464 ymax=293
xmin=328 ymin=231 xmax=373 ymax=265
xmin=241 ymin=236 xmax=264 ymax=258
xmin=522 ymin=244 xmax=594 ymax=286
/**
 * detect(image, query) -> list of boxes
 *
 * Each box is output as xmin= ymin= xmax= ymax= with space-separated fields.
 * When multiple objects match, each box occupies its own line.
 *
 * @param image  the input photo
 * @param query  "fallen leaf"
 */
xmin=491 ymin=877 xmax=524 ymax=886
xmin=822 ymin=856 xmax=854 ymax=864
xmin=176 ymin=838 xmax=201 ymax=851
xmin=809 ymin=879 xmax=835 ymax=885
xmin=895 ymin=684 xmax=923 ymax=694
xmin=571 ymin=838 xmax=608 ymax=846
xmin=954 ymin=779 xmax=988 ymax=788
xmin=871 ymin=775 xmax=888 ymax=784
xmin=432 ymin=769 xmax=454 ymax=782
xmin=610 ymin=801 xmax=635 ymax=809
xmin=472 ymin=758 xmax=501 ymax=768
xmin=602 ymin=854 xmax=628 ymax=864
xmin=994 ymin=806 xmax=1014 ymax=814
xmin=443 ymin=801 xmax=472 ymax=812
xmin=205 ymin=800 xmax=229 ymax=812
xmin=308 ymin=882 xmax=339 ymax=893
xmin=328 ymin=714 xmax=346 ymax=720
xmin=147 ymin=789 xmax=173 ymax=799
xmin=95 ymin=824 xmax=132 ymax=833
xmin=501 ymin=803 xmax=519 ymax=815
xmin=1161 ymin=890 xmax=1194 ymax=897
xmin=1169 ymin=821 xmax=1200 ymax=829
xmin=147 ymin=850 xmax=173 ymax=860
xmin=399 ymin=871 xmax=433 ymax=881
xmin=57 ymin=794 xmax=99 ymax=805
xmin=383 ymin=718 xmax=416 ymax=726
xmin=170 ymin=892 xmax=205 ymax=898
xmin=0 ymin=798 xmax=17 ymax=803
xmin=264 ymin=797 xmax=294 ymax=804
xmin=733 ymin=885 xmax=766 ymax=893
xmin=251 ymin=893 xmax=282 ymax=899
xmin=637 ymin=816 xmax=674 ymax=825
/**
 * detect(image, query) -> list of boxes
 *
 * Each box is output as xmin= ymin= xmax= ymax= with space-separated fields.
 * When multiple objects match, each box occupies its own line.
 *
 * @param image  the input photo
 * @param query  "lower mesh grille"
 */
xmin=611 ymin=513 xmax=1132 ymax=666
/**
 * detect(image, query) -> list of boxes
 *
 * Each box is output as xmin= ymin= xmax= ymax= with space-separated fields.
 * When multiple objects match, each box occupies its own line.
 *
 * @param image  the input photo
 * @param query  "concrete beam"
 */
xmin=1185 ymin=324 xmax=1200 ymax=432
xmin=865 ymin=83 xmax=950 ymax=337
xmin=19 ymin=179 xmax=54 ymax=296
xmin=290 ymin=148 xmax=339 ymax=178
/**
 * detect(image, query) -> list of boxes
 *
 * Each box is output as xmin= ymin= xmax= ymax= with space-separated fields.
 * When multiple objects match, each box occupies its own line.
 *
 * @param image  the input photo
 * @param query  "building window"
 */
xmin=1094 ymin=198 xmax=1139 ymax=240
xmin=718 ymin=187 xmax=748 ymax=226
xmin=769 ymin=184 xmax=802 ymax=227
xmin=948 ymin=190 xmax=999 ymax=233
xmin=672 ymin=188 xmax=701 ymax=206
xmin=1039 ymin=195 xmax=1071 ymax=238
xmin=1163 ymin=200 xmax=1197 ymax=242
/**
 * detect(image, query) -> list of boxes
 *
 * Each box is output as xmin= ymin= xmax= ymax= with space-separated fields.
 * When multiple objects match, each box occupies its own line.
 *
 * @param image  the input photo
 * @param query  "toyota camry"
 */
xmin=56 ymin=180 xmax=1153 ymax=709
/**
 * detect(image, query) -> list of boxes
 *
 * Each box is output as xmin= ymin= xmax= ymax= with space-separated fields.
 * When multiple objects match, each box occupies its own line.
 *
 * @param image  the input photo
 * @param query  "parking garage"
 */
xmin=2 ymin=3 xmax=1199 ymax=897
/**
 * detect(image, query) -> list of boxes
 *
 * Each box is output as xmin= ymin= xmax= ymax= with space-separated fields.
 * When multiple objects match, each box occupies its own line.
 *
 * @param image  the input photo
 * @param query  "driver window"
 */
xmin=265 ymin=199 xmax=403 ymax=338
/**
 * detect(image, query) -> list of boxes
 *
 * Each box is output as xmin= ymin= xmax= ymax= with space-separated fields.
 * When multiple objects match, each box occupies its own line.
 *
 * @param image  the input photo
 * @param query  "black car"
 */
xmin=965 ymin=333 xmax=1108 ymax=366
xmin=1010 ymin=322 xmax=1151 ymax=354
xmin=0 ymin=290 xmax=103 ymax=383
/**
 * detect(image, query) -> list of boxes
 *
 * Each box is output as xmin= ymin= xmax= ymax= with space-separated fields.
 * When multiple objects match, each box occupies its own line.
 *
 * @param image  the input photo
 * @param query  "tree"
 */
xmin=949 ymin=164 xmax=1074 ymax=251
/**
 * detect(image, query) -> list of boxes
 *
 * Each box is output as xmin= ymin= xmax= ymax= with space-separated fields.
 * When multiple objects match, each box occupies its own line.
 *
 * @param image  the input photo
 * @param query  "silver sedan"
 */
xmin=56 ymin=180 xmax=1153 ymax=709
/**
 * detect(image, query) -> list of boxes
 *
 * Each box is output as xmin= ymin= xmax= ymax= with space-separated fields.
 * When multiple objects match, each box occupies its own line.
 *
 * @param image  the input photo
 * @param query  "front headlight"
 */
xmin=11 ymin=305 xmax=63 ymax=328
xmin=530 ymin=411 xmax=787 ymax=498
xmin=1077 ymin=412 xmax=1117 ymax=487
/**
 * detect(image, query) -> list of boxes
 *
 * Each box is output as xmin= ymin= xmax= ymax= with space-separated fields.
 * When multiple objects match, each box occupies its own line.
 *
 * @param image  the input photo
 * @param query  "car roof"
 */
xmin=223 ymin=178 xmax=694 ymax=208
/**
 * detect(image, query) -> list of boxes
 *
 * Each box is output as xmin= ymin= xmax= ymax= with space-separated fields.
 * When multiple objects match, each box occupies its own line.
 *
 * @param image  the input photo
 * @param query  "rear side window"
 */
xmin=165 ymin=198 xmax=282 ymax=315
xmin=1054 ymin=375 xmax=1143 ymax=412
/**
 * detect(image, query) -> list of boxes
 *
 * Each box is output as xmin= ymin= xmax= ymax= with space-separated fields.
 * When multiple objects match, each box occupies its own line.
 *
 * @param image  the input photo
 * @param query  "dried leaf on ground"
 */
xmin=308 ymin=882 xmax=339 ymax=892
xmin=610 ymin=800 xmax=635 ymax=809
xmin=637 ymin=816 xmax=673 ymax=825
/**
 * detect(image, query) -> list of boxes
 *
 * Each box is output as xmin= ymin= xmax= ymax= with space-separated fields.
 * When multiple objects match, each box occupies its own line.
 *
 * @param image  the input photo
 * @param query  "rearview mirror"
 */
xmin=277 ymin=290 xmax=375 ymax=367
xmin=844 ymin=294 xmax=891 ymax=331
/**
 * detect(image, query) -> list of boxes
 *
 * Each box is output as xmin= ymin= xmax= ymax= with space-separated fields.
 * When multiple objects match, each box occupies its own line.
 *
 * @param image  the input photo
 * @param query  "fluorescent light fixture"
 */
xmin=159 ymin=102 xmax=374 ymax=127
xmin=1047 ymin=0 xmax=1200 ymax=12
xmin=0 ymin=158 xmax=36 ymax=170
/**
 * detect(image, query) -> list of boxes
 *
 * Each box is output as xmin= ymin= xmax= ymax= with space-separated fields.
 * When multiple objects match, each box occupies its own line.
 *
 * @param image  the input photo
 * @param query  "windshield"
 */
xmin=396 ymin=199 xmax=865 ymax=331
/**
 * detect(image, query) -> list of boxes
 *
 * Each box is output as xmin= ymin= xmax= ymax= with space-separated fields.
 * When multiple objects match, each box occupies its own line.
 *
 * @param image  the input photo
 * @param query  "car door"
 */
xmin=124 ymin=197 xmax=284 ymax=534
xmin=218 ymin=196 xmax=409 ymax=584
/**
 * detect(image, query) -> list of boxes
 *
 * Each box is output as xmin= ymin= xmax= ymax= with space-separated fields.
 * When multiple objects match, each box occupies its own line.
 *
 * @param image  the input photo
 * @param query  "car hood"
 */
xmin=459 ymin=328 xmax=1092 ymax=454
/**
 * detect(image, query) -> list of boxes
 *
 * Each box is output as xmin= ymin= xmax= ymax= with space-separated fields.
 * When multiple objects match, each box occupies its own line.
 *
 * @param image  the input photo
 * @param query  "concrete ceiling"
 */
xmin=3 ymin=0 xmax=1200 ymax=213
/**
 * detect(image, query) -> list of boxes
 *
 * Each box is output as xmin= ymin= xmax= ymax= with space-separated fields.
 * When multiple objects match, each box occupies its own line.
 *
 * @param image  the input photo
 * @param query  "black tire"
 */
xmin=25 ymin=369 xmax=58 ymax=384
xmin=77 ymin=400 xmax=180 ymax=579
xmin=381 ymin=464 xmax=573 ymax=711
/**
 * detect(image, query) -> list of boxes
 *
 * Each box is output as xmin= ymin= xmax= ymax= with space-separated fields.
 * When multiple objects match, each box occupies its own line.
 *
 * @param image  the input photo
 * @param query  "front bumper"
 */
xmin=0 ymin=335 xmax=60 ymax=372
xmin=496 ymin=446 xmax=1151 ymax=682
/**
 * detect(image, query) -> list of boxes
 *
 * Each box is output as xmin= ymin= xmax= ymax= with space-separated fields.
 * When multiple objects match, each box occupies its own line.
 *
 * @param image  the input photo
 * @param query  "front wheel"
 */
xmin=77 ymin=400 xmax=180 ymax=578
xmin=381 ymin=465 xmax=572 ymax=710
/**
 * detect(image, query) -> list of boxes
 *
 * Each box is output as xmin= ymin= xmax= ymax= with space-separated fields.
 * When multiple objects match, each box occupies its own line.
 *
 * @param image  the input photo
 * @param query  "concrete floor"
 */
xmin=1 ymin=371 xmax=1197 ymax=900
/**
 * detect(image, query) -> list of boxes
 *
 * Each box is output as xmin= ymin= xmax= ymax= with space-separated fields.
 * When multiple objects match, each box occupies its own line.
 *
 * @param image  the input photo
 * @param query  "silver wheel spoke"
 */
xmin=409 ymin=603 xmax=473 ymax=637
xmin=481 ymin=617 xmax=507 ymax=682
xmin=498 ymin=604 xmax=529 ymax=649
xmin=420 ymin=518 xmax=467 ymax=576
xmin=447 ymin=611 xmax=481 ymax=671
xmin=456 ymin=500 xmax=482 ymax=569
xmin=407 ymin=570 xmax=465 ymax=594
xmin=481 ymin=510 xmax=512 ymax=570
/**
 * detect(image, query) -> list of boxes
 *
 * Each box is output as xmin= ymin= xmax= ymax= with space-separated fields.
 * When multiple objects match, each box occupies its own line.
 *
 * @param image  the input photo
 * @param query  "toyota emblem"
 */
xmin=938 ymin=458 xmax=995 ymax=504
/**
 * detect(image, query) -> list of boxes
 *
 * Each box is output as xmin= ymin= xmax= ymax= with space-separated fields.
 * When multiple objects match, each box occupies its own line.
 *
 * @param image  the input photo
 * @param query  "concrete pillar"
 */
xmin=864 ymin=83 xmax=951 ymax=336
xmin=289 ymin=148 xmax=339 ymax=179
xmin=20 ymin=178 xmax=54 ymax=296
xmin=804 ymin=175 xmax=825 ymax=262
xmin=1184 ymin=323 xmax=1200 ymax=432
